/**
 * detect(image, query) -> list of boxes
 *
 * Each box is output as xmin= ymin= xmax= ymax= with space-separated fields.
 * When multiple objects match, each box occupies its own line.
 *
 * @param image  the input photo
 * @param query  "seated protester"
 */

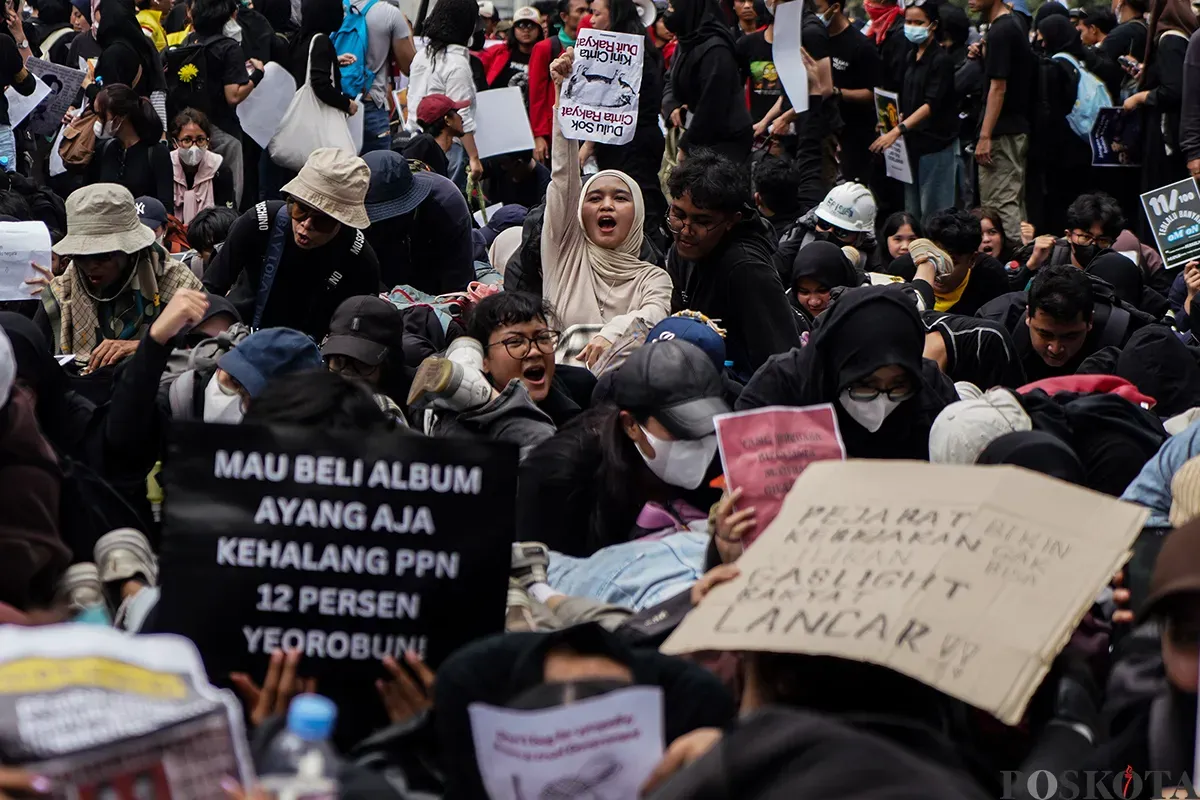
xmin=929 ymin=387 xmax=1034 ymax=465
xmin=400 ymin=93 xmax=465 ymax=178
xmin=1113 ymin=325 xmax=1200 ymax=419
xmin=162 ymin=326 xmax=324 ymax=422
xmin=1009 ymin=191 xmax=1126 ymax=287
xmin=923 ymin=311 xmax=1028 ymax=389
xmin=320 ymin=295 xmax=415 ymax=426
xmin=0 ymin=328 xmax=70 ymax=612
xmin=435 ymin=624 xmax=736 ymax=800
xmin=182 ymin=205 xmax=238 ymax=279
xmin=737 ymin=285 xmax=959 ymax=459
xmin=362 ymin=150 xmax=474 ymax=295
xmin=775 ymin=182 xmax=880 ymax=281
xmin=976 ymin=429 xmax=1086 ymax=483
xmin=86 ymin=84 xmax=174 ymax=209
xmin=1169 ymin=259 xmax=1200 ymax=334
xmin=974 ymin=206 xmax=1015 ymax=264
xmin=405 ymin=293 xmax=564 ymax=456
xmin=978 ymin=264 xmax=1147 ymax=382
xmin=875 ymin=210 xmax=922 ymax=265
xmin=484 ymin=150 xmax=551 ymax=209
xmin=134 ymin=195 xmax=171 ymax=248
xmin=753 ymin=155 xmax=804 ymax=242
xmin=665 ymin=149 xmax=800 ymax=379
xmin=517 ymin=339 xmax=729 ymax=557
xmin=543 ymin=47 xmax=672 ymax=367
xmin=169 ymin=108 xmax=235 ymax=226
xmin=159 ymin=291 xmax=243 ymax=379
xmin=245 ymin=369 xmax=397 ymax=432
xmin=788 ymin=240 xmax=862 ymax=336
xmin=35 ymin=184 xmax=203 ymax=362
xmin=890 ymin=208 xmax=1010 ymax=316
xmin=1087 ymin=250 xmax=1170 ymax=318
xmin=202 ymin=148 xmax=382 ymax=341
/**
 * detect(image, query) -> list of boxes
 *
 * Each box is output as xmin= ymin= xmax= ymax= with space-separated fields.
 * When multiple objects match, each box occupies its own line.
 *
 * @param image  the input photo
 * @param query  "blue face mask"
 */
xmin=817 ymin=8 xmax=834 ymax=26
xmin=904 ymin=23 xmax=930 ymax=43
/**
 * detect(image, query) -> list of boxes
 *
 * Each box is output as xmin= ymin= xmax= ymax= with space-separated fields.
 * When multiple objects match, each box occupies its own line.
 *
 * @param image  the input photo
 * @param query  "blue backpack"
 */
xmin=1052 ymin=52 xmax=1114 ymax=140
xmin=332 ymin=0 xmax=379 ymax=99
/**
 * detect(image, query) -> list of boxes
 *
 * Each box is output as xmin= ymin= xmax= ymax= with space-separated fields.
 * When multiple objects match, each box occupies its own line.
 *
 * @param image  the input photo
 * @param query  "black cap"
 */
xmin=199 ymin=293 xmax=242 ymax=326
xmin=610 ymin=339 xmax=730 ymax=439
xmin=321 ymin=296 xmax=406 ymax=366
xmin=1068 ymin=6 xmax=1087 ymax=19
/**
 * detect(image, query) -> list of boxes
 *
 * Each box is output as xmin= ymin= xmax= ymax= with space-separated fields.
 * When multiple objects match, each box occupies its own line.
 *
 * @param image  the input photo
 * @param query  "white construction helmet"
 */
xmin=815 ymin=182 xmax=877 ymax=233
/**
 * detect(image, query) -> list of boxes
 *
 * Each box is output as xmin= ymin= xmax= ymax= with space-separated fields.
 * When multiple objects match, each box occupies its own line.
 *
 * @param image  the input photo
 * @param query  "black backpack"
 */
xmin=164 ymin=38 xmax=212 ymax=119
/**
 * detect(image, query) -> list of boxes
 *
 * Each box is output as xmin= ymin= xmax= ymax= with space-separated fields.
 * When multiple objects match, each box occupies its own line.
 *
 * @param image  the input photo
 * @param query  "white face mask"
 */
xmin=203 ymin=373 xmax=245 ymax=423
xmin=637 ymin=426 xmax=718 ymax=489
xmin=223 ymin=17 xmax=242 ymax=41
xmin=178 ymin=144 xmax=204 ymax=166
xmin=838 ymin=390 xmax=905 ymax=433
xmin=93 ymin=119 xmax=116 ymax=139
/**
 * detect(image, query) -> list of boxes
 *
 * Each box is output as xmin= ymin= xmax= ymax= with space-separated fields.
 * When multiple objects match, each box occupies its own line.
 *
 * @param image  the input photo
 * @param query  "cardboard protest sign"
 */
xmin=474 ymin=87 xmax=536 ymax=158
xmin=873 ymin=88 xmax=913 ymax=184
xmin=24 ymin=58 xmax=86 ymax=137
xmin=469 ymin=686 xmax=664 ymax=800
xmin=1090 ymin=107 xmax=1141 ymax=167
xmin=557 ymin=28 xmax=644 ymax=145
xmin=154 ymin=422 xmax=518 ymax=746
xmin=0 ymin=625 xmax=253 ymax=797
xmin=714 ymin=404 xmax=846 ymax=548
xmin=1141 ymin=178 xmax=1200 ymax=270
xmin=773 ymin=0 xmax=808 ymax=114
xmin=662 ymin=460 xmax=1147 ymax=725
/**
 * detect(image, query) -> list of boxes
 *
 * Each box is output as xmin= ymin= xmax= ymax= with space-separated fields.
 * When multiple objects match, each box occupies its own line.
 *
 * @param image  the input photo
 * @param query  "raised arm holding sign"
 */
xmin=556 ymin=29 xmax=645 ymax=145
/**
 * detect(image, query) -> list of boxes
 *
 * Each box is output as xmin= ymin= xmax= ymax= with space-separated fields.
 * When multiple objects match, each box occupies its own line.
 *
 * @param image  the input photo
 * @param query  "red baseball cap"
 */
xmin=416 ymin=94 xmax=471 ymax=124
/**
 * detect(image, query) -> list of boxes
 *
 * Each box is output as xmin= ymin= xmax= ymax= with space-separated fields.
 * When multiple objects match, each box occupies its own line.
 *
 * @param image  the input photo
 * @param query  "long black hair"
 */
xmin=875 ymin=210 xmax=922 ymax=265
xmin=97 ymin=83 xmax=164 ymax=143
xmin=191 ymin=0 xmax=237 ymax=36
xmin=424 ymin=0 xmax=478 ymax=59
xmin=506 ymin=13 xmax=545 ymax=54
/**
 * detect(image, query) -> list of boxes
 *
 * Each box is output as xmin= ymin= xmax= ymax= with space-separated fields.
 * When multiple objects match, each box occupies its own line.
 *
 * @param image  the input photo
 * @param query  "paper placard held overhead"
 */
xmin=474 ymin=87 xmax=536 ymax=159
xmin=661 ymin=460 xmax=1147 ymax=725
xmin=874 ymin=88 xmax=913 ymax=184
xmin=772 ymin=0 xmax=808 ymax=114
xmin=1141 ymin=178 xmax=1200 ymax=270
xmin=557 ymin=28 xmax=644 ymax=145
xmin=236 ymin=62 xmax=297 ymax=149
xmin=24 ymin=57 xmax=86 ymax=137
xmin=469 ymin=686 xmax=665 ymax=800
xmin=4 ymin=75 xmax=52 ymax=129
xmin=0 ymin=221 xmax=49 ymax=302
xmin=714 ymin=404 xmax=846 ymax=548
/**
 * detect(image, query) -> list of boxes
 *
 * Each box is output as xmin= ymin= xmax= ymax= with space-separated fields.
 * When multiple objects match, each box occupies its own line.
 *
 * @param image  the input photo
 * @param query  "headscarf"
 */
xmin=1117 ymin=326 xmax=1200 ymax=418
xmin=1144 ymin=0 xmax=1198 ymax=69
xmin=1037 ymin=13 xmax=1086 ymax=59
xmin=1032 ymin=1 xmax=1069 ymax=28
xmin=976 ymin=430 xmax=1086 ymax=485
xmin=863 ymin=0 xmax=901 ymax=44
xmin=670 ymin=0 xmax=734 ymax=47
xmin=1086 ymin=252 xmax=1144 ymax=307
xmin=96 ymin=0 xmax=166 ymax=92
xmin=823 ymin=296 xmax=925 ymax=392
xmin=791 ymin=241 xmax=859 ymax=291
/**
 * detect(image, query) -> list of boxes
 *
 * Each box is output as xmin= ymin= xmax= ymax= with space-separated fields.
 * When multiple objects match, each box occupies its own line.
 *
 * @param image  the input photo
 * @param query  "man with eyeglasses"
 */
xmin=664 ymin=149 xmax=800 ymax=380
xmin=202 ymin=148 xmax=381 ymax=341
xmin=1008 ymin=192 xmax=1128 ymax=286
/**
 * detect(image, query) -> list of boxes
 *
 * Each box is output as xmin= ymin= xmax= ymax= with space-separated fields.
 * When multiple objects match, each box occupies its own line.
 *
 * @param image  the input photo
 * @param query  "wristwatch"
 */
xmin=16 ymin=39 xmax=28 ymax=49
xmin=833 ymin=87 xmax=842 ymax=100
xmin=898 ymin=122 xmax=908 ymax=135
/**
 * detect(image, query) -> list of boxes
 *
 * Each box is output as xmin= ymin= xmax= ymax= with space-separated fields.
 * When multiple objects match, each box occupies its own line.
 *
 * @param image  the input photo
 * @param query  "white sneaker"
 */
xmin=94 ymin=527 xmax=159 ymax=587
xmin=446 ymin=336 xmax=485 ymax=372
xmin=56 ymin=563 xmax=109 ymax=615
xmin=407 ymin=356 xmax=495 ymax=412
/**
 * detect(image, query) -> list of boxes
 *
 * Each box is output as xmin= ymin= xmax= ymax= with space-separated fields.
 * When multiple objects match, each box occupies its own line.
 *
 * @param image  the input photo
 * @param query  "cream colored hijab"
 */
xmin=575 ymin=169 xmax=649 ymax=282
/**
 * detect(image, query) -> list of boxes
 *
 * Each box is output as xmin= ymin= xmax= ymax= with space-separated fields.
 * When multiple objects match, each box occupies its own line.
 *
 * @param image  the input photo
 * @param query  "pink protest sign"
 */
xmin=714 ymin=404 xmax=847 ymax=547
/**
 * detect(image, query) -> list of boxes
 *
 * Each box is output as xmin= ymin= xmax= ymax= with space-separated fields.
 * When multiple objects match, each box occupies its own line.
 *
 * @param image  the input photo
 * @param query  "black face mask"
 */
xmin=1072 ymin=242 xmax=1099 ymax=268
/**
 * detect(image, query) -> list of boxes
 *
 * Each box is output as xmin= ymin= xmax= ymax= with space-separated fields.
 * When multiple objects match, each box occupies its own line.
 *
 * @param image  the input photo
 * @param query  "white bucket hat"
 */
xmin=53 ymin=183 xmax=157 ymax=256
xmin=281 ymin=148 xmax=372 ymax=230
xmin=928 ymin=388 xmax=1033 ymax=465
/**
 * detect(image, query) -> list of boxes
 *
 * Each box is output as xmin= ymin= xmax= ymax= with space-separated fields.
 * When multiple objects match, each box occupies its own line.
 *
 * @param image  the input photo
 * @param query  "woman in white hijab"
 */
xmin=542 ymin=48 xmax=672 ymax=367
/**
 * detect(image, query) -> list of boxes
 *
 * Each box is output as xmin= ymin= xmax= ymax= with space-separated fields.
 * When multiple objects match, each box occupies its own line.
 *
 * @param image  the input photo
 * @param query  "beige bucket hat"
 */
xmin=53 ymin=183 xmax=157 ymax=256
xmin=281 ymin=147 xmax=372 ymax=230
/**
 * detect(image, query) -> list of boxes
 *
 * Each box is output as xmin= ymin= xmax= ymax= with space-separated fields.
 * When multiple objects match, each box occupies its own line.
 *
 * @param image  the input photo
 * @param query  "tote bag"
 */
xmin=268 ymin=34 xmax=355 ymax=172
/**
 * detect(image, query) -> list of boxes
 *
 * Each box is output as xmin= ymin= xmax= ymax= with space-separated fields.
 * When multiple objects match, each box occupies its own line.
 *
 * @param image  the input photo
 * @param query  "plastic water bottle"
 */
xmin=257 ymin=694 xmax=341 ymax=800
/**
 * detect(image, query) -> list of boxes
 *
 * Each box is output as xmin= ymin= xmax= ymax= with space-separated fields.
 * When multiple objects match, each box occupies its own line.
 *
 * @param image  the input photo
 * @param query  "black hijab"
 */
xmin=1037 ymin=13 xmax=1086 ymax=59
xmin=96 ymin=0 xmax=166 ymax=92
xmin=1116 ymin=325 xmax=1200 ymax=418
xmin=668 ymin=0 xmax=734 ymax=47
xmin=1086 ymin=252 xmax=1144 ymax=308
xmin=0 ymin=313 xmax=92 ymax=453
xmin=976 ymin=430 xmax=1086 ymax=485
xmin=791 ymin=241 xmax=859 ymax=292
xmin=822 ymin=297 xmax=925 ymax=392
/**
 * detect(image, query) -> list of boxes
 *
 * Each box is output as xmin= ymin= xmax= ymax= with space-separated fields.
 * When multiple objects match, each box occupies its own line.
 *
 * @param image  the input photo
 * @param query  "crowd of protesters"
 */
xmin=7 ymin=0 xmax=1200 ymax=793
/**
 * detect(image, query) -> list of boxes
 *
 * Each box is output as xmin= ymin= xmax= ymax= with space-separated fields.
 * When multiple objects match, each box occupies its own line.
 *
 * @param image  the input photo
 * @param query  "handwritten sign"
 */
xmin=714 ymin=404 xmax=846 ymax=547
xmin=1141 ymin=178 xmax=1200 ymax=270
xmin=661 ymin=460 xmax=1147 ymax=725
xmin=557 ymin=28 xmax=643 ymax=145
xmin=0 ymin=221 xmax=48 ymax=302
xmin=468 ymin=686 xmax=664 ymax=800
xmin=874 ymin=88 xmax=913 ymax=184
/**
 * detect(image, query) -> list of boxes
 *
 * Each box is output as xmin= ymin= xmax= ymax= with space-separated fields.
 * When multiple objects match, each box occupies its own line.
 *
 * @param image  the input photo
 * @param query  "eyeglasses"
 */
xmin=1068 ymin=230 xmax=1115 ymax=249
xmin=488 ymin=329 xmax=561 ymax=358
xmin=514 ymin=20 xmax=540 ymax=28
xmin=845 ymin=383 xmax=916 ymax=401
xmin=903 ymin=0 xmax=928 ymax=7
xmin=175 ymin=135 xmax=209 ymax=148
xmin=288 ymin=200 xmax=340 ymax=233
xmin=665 ymin=208 xmax=721 ymax=237
xmin=327 ymin=354 xmax=379 ymax=377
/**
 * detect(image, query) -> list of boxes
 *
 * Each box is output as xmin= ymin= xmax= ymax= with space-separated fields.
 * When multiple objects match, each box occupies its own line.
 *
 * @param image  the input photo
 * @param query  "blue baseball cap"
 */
xmin=218 ymin=328 xmax=323 ymax=398
xmin=648 ymin=315 xmax=726 ymax=371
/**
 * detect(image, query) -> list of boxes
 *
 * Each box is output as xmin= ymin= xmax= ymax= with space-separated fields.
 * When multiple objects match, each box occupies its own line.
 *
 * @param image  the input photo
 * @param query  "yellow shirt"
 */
xmin=137 ymin=9 xmax=167 ymax=52
xmin=933 ymin=269 xmax=972 ymax=312
xmin=165 ymin=26 xmax=191 ymax=47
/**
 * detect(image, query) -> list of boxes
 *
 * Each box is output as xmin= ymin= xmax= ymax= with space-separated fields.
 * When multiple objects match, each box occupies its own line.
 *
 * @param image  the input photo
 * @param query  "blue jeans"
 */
xmin=361 ymin=101 xmax=391 ymax=155
xmin=548 ymin=530 xmax=709 ymax=611
xmin=0 ymin=125 xmax=15 ymax=172
xmin=905 ymin=139 xmax=959 ymax=219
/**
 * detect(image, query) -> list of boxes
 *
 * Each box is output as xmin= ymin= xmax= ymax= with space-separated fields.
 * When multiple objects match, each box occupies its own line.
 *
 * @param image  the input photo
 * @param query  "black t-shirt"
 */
xmin=86 ymin=139 xmax=174 ymax=209
xmin=826 ymin=24 xmax=882 ymax=148
xmin=403 ymin=134 xmax=450 ymax=177
xmin=736 ymin=30 xmax=782 ymax=123
xmin=487 ymin=161 xmax=550 ymax=208
xmin=983 ymin=12 xmax=1033 ymax=137
xmin=1100 ymin=18 xmax=1148 ymax=60
xmin=0 ymin=35 xmax=33 ymax=127
xmin=901 ymin=42 xmax=957 ymax=156
xmin=492 ymin=47 xmax=530 ymax=91
xmin=193 ymin=34 xmax=249 ymax=136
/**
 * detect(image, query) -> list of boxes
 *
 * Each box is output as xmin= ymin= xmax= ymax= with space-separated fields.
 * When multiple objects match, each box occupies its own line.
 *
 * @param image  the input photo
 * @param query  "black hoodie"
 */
xmin=667 ymin=210 xmax=800 ymax=379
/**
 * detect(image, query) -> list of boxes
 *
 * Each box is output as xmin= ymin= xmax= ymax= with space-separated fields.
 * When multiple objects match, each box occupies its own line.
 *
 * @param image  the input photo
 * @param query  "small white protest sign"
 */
xmin=557 ymin=28 xmax=643 ymax=145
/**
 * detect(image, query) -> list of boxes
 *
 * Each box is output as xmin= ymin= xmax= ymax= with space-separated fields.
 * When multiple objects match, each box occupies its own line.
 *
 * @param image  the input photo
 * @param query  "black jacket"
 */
xmin=667 ymin=210 xmax=800 ymax=379
xmin=923 ymin=310 xmax=1027 ymax=389
xmin=668 ymin=29 xmax=754 ymax=161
